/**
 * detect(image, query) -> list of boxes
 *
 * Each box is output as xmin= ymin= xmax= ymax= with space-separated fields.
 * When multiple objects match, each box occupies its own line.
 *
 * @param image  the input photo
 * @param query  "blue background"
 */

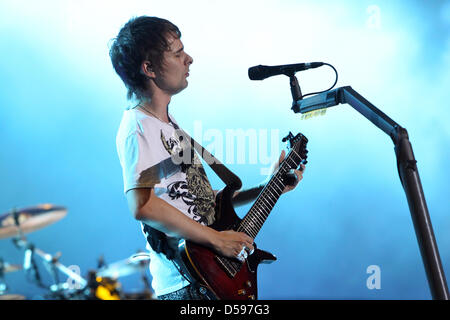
xmin=0 ymin=0 xmax=449 ymax=299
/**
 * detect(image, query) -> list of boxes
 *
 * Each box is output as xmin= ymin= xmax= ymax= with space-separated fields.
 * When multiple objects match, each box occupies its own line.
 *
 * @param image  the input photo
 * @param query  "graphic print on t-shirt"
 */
xmin=160 ymin=129 xmax=216 ymax=226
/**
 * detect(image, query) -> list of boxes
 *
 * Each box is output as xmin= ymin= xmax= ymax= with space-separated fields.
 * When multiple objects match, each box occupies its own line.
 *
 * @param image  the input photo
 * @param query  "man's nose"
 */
xmin=186 ymin=54 xmax=193 ymax=65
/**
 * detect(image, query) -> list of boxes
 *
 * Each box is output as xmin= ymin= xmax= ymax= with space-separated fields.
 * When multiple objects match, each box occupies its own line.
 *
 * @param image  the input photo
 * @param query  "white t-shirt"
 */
xmin=116 ymin=108 xmax=216 ymax=296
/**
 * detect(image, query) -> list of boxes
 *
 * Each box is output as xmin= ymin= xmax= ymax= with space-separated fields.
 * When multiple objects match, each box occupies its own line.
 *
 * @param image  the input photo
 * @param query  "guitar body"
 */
xmin=178 ymin=185 xmax=277 ymax=300
xmin=179 ymin=131 xmax=308 ymax=300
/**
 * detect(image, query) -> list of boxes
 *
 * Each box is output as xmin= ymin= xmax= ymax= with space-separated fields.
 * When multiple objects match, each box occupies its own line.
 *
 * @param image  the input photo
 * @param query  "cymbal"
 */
xmin=0 ymin=294 xmax=26 ymax=300
xmin=1 ymin=262 xmax=22 ymax=274
xmin=0 ymin=204 xmax=67 ymax=239
xmin=97 ymin=253 xmax=151 ymax=279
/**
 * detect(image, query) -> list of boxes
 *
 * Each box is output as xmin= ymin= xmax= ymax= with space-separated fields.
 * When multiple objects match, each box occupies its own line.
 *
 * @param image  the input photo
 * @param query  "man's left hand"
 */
xmin=272 ymin=150 xmax=305 ymax=194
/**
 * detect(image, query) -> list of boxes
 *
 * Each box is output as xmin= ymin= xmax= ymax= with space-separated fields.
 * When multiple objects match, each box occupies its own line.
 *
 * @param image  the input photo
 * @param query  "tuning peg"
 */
xmin=282 ymin=132 xmax=294 ymax=143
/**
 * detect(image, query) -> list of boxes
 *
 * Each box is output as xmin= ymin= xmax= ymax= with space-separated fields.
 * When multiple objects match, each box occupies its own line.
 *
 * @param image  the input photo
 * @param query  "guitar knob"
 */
xmin=245 ymin=281 xmax=252 ymax=288
xmin=238 ymin=289 xmax=246 ymax=296
xmin=248 ymin=295 xmax=256 ymax=300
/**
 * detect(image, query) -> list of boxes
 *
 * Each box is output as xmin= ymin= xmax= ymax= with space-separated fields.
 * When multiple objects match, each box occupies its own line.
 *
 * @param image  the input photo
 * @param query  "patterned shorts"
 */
xmin=157 ymin=284 xmax=212 ymax=300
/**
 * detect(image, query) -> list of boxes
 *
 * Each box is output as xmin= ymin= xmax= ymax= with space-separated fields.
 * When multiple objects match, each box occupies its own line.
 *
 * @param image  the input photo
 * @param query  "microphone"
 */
xmin=248 ymin=62 xmax=324 ymax=80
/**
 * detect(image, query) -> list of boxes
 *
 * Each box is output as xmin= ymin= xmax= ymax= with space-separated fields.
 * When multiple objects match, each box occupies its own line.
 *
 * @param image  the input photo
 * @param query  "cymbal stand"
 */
xmin=12 ymin=230 xmax=47 ymax=290
xmin=11 ymin=212 xmax=87 ymax=298
xmin=0 ymin=258 xmax=8 ymax=294
xmin=140 ymin=268 xmax=151 ymax=292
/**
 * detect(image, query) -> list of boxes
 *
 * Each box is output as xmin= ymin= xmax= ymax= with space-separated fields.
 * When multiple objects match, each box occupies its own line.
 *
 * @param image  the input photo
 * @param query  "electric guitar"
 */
xmin=178 ymin=132 xmax=308 ymax=300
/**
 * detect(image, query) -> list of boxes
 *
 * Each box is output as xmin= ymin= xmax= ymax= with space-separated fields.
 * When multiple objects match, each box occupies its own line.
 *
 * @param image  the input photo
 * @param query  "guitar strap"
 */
xmin=171 ymin=122 xmax=242 ymax=191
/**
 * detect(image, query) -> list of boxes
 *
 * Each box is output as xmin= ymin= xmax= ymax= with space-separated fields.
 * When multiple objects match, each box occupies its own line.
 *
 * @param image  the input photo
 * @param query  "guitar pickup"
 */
xmin=215 ymin=255 xmax=242 ymax=278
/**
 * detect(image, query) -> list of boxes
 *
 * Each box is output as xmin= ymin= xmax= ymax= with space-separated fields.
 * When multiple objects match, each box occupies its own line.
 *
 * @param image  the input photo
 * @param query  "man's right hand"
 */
xmin=127 ymin=188 xmax=254 ymax=261
xmin=211 ymin=230 xmax=254 ymax=261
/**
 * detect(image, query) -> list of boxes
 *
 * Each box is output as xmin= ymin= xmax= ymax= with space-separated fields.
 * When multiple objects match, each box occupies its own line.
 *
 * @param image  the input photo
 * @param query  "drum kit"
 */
xmin=0 ymin=204 xmax=154 ymax=300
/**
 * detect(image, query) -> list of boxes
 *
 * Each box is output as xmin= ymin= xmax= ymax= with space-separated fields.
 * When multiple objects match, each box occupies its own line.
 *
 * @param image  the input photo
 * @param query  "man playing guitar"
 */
xmin=110 ymin=16 xmax=305 ymax=300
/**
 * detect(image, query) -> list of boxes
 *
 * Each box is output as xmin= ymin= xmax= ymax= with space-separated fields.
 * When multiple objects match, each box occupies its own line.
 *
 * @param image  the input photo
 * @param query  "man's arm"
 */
xmin=126 ymin=188 xmax=254 ymax=259
xmin=231 ymin=184 xmax=265 ymax=207
xmin=222 ymin=150 xmax=306 ymax=207
xmin=212 ymin=185 xmax=265 ymax=207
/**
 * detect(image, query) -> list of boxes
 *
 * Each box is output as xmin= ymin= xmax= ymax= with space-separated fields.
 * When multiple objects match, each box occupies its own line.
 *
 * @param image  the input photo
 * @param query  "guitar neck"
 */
xmin=237 ymin=149 xmax=303 ymax=239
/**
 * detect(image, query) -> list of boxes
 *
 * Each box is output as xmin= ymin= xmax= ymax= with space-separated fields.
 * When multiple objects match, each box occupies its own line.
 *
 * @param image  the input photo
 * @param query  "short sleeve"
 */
xmin=117 ymin=130 xmax=166 ymax=193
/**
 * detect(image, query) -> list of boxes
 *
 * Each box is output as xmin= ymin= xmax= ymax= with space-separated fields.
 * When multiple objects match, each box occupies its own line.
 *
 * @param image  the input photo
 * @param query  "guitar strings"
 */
xmin=237 ymin=149 xmax=303 ymax=238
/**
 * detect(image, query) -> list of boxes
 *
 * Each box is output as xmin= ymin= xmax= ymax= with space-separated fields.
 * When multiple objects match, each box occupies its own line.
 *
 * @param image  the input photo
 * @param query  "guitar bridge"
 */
xmin=215 ymin=255 xmax=242 ymax=278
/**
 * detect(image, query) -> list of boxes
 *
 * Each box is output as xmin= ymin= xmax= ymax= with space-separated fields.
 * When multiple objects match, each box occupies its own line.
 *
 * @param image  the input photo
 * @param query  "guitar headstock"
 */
xmin=282 ymin=131 xmax=308 ymax=167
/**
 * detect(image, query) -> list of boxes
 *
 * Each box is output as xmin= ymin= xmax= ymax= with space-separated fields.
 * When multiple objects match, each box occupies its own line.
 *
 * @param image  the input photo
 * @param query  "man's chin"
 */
xmin=180 ymin=81 xmax=189 ymax=91
xmin=171 ymin=83 xmax=188 ymax=96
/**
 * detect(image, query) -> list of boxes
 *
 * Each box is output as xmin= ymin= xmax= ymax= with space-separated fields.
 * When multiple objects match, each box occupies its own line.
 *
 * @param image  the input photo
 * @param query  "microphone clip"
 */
xmin=279 ymin=67 xmax=305 ymax=111
xmin=289 ymin=74 xmax=303 ymax=107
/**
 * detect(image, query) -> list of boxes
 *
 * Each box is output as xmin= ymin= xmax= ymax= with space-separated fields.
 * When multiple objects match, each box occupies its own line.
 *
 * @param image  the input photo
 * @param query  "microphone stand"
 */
xmin=290 ymin=85 xmax=449 ymax=300
xmin=289 ymin=74 xmax=303 ymax=102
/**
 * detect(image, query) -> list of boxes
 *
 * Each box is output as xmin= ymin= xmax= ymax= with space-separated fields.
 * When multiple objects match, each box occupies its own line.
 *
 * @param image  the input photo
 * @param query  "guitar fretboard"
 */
xmin=237 ymin=149 xmax=303 ymax=239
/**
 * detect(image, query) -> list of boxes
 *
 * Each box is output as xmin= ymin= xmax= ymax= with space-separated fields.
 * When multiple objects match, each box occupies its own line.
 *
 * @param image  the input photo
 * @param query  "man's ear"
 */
xmin=140 ymin=61 xmax=156 ymax=79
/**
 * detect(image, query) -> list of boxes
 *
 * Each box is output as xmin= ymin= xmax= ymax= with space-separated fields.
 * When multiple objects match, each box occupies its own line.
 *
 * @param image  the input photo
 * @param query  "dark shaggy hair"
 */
xmin=109 ymin=16 xmax=181 ymax=101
